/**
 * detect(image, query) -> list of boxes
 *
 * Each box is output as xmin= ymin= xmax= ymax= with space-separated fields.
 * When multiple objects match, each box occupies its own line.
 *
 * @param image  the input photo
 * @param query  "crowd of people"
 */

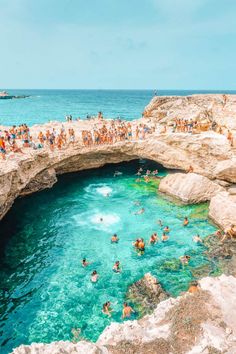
xmin=0 ymin=117 xmax=156 ymax=160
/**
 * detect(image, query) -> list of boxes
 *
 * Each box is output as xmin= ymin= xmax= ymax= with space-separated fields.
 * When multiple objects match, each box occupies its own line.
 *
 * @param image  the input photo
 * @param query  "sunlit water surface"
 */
xmin=0 ymin=160 xmax=217 ymax=353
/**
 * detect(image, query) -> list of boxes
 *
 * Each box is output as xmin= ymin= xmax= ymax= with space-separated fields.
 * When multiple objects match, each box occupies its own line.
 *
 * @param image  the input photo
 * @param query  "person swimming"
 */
xmin=102 ymin=301 xmax=112 ymax=317
xmin=81 ymin=258 xmax=90 ymax=267
xmin=134 ymin=208 xmax=145 ymax=215
xmin=137 ymin=238 xmax=145 ymax=255
xmin=183 ymin=217 xmax=189 ymax=226
xmin=91 ymin=270 xmax=99 ymax=282
xmin=163 ymin=226 xmax=170 ymax=233
xmin=113 ymin=261 xmax=121 ymax=273
xmin=193 ymin=235 xmax=203 ymax=243
xmin=100 ymin=218 xmax=103 ymax=222
xmin=179 ymin=255 xmax=191 ymax=265
xmin=149 ymin=233 xmax=158 ymax=244
xmin=111 ymin=233 xmax=119 ymax=243
xmin=162 ymin=233 xmax=169 ymax=242
xmin=114 ymin=171 xmax=122 ymax=177
xmin=158 ymin=219 xmax=163 ymax=227
xmin=122 ymin=302 xmax=135 ymax=319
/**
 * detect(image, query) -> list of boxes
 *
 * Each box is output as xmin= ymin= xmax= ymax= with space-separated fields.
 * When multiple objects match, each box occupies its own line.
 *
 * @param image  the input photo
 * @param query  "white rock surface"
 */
xmin=209 ymin=191 xmax=236 ymax=229
xmin=159 ymin=172 xmax=224 ymax=203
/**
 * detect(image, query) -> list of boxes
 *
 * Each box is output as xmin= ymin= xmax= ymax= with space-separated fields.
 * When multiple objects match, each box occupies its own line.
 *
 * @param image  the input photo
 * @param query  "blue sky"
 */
xmin=0 ymin=0 xmax=236 ymax=89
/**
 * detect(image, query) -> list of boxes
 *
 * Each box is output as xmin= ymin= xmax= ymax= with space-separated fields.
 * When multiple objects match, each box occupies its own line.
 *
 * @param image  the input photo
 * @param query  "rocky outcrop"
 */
xmin=143 ymin=94 xmax=236 ymax=130
xmin=20 ymin=168 xmax=57 ymax=196
xmin=12 ymin=340 xmax=107 ymax=354
xmin=12 ymin=275 xmax=236 ymax=354
xmin=209 ymin=191 xmax=236 ymax=229
xmin=126 ymin=273 xmax=169 ymax=316
xmin=159 ymin=172 xmax=224 ymax=204
xmin=214 ymin=158 xmax=236 ymax=183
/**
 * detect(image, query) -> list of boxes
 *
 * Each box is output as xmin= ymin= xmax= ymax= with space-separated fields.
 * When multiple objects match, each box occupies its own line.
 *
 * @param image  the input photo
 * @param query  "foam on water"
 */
xmin=96 ymin=186 xmax=113 ymax=197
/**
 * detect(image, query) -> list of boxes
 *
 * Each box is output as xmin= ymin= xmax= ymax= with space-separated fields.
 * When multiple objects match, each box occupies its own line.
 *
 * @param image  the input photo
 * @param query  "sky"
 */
xmin=0 ymin=0 xmax=236 ymax=89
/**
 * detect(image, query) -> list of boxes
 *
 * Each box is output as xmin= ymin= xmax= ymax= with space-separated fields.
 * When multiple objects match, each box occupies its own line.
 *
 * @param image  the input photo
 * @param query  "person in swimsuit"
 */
xmin=134 ymin=208 xmax=145 ymax=215
xmin=183 ymin=217 xmax=189 ymax=226
xmin=162 ymin=233 xmax=169 ymax=242
xmin=91 ymin=270 xmax=99 ymax=282
xmin=163 ymin=226 xmax=170 ymax=233
xmin=113 ymin=261 xmax=121 ymax=273
xmin=179 ymin=255 xmax=191 ymax=266
xmin=111 ymin=234 xmax=119 ymax=243
xmin=0 ymin=137 xmax=6 ymax=159
xmin=137 ymin=238 xmax=145 ymax=255
xmin=149 ymin=233 xmax=158 ymax=244
xmin=193 ymin=235 xmax=203 ymax=243
xmin=81 ymin=258 xmax=90 ymax=267
xmin=102 ymin=301 xmax=112 ymax=317
xmin=122 ymin=302 xmax=135 ymax=319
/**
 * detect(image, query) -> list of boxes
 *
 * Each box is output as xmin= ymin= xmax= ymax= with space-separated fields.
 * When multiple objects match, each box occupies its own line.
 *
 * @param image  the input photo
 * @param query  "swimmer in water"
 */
xmin=163 ymin=226 xmax=170 ymax=233
xmin=137 ymin=238 xmax=145 ymax=255
xmin=158 ymin=219 xmax=163 ymax=227
xmin=102 ymin=301 xmax=112 ymax=317
xmin=122 ymin=302 xmax=135 ymax=319
xmin=149 ymin=233 xmax=158 ymax=244
xmin=133 ymin=200 xmax=141 ymax=206
xmin=179 ymin=255 xmax=191 ymax=265
xmin=114 ymin=171 xmax=122 ymax=177
xmin=113 ymin=261 xmax=121 ymax=273
xmin=100 ymin=218 xmax=103 ymax=222
xmin=111 ymin=233 xmax=119 ymax=243
xmin=152 ymin=169 xmax=158 ymax=175
xmin=91 ymin=270 xmax=99 ymax=283
xmin=183 ymin=217 xmax=189 ymax=226
xmin=134 ymin=208 xmax=145 ymax=215
xmin=193 ymin=235 xmax=203 ymax=243
xmin=81 ymin=258 xmax=90 ymax=267
xmin=162 ymin=232 xmax=169 ymax=242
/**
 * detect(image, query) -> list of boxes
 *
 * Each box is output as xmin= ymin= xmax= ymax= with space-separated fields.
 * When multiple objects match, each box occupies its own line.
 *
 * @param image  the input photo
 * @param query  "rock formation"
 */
xmin=159 ymin=172 xmax=224 ymax=204
xmin=143 ymin=94 xmax=236 ymax=130
xmin=126 ymin=273 xmax=169 ymax=317
xmin=209 ymin=192 xmax=236 ymax=229
xmin=12 ymin=275 xmax=236 ymax=354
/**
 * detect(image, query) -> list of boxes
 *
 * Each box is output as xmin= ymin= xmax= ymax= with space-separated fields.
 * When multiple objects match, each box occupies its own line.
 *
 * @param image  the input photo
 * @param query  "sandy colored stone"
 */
xmin=159 ymin=172 xmax=224 ymax=204
xmin=209 ymin=191 xmax=236 ymax=229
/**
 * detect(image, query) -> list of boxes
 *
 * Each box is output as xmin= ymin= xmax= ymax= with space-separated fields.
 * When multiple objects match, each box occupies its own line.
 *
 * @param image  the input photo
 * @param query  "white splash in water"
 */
xmin=96 ymin=186 xmax=112 ymax=197
xmin=90 ymin=213 xmax=120 ymax=228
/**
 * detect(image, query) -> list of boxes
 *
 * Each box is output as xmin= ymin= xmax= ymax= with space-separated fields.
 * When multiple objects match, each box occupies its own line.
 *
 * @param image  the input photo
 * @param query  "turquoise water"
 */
xmin=0 ymin=160 xmax=217 ymax=353
xmin=1 ymin=89 xmax=236 ymax=126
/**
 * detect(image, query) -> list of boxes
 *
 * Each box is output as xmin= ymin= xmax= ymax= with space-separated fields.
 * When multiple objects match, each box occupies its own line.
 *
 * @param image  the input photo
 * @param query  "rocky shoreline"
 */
xmin=1 ymin=94 xmax=236 ymax=353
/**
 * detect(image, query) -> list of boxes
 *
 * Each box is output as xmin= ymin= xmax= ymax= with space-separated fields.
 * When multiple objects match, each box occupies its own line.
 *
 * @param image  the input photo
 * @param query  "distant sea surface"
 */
xmin=1 ymin=89 xmax=236 ymax=126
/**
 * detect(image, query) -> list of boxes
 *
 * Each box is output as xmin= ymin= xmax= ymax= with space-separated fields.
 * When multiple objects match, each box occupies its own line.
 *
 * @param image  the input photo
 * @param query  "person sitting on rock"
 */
xmin=221 ymin=225 xmax=236 ymax=241
xmin=187 ymin=165 xmax=194 ymax=173
xmin=188 ymin=281 xmax=200 ymax=293
xmin=122 ymin=302 xmax=135 ymax=319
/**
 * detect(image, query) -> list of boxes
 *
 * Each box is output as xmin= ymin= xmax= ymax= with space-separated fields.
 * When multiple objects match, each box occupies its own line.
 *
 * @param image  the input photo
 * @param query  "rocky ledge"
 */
xmin=12 ymin=274 xmax=236 ymax=354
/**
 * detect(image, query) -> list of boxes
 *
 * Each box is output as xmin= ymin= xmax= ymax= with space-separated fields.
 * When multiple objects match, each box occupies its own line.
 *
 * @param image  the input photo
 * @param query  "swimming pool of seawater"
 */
xmin=0 ymin=160 xmax=217 ymax=353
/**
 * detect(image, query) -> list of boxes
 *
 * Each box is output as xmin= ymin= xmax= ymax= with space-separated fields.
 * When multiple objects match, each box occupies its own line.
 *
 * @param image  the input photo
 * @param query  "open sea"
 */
xmin=1 ymin=89 xmax=236 ymax=126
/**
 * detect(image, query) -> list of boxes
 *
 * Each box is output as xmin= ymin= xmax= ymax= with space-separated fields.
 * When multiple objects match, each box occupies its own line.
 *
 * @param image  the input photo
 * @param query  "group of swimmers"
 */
xmin=80 ymin=214 xmax=205 ymax=319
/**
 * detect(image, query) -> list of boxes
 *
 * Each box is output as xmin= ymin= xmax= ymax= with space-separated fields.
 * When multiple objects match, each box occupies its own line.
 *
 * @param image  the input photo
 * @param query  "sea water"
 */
xmin=0 ymin=160 xmax=217 ymax=353
xmin=1 ymin=89 xmax=236 ymax=126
